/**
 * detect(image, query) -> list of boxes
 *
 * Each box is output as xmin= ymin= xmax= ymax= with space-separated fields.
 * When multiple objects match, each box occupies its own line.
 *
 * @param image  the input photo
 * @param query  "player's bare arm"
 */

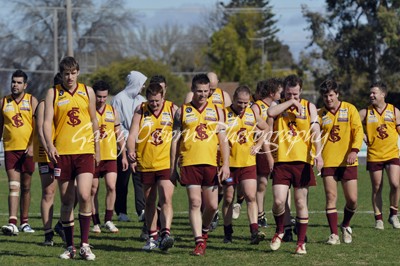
xmin=170 ymin=107 xmax=182 ymax=180
xmin=216 ymin=107 xmax=230 ymax=184
xmin=359 ymin=108 xmax=369 ymax=144
xmin=114 ymin=109 xmax=128 ymax=171
xmin=223 ymin=91 xmax=232 ymax=107
xmin=126 ymin=105 xmax=142 ymax=172
xmin=347 ymin=107 xmax=364 ymax=165
xmin=267 ymin=99 xmax=302 ymax=118
xmin=26 ymin=95 xmax=38 ymax=157
xmin=183 ymin=91 xmax=194 ymax=104
xmin=87 ymin=86 xmax=100 ymax=166
xmin=309 ymin=102 xmax=324 ymax=172
xmin=0 ymin=98 xmax=4 ymax=139
xmin=43 ymin=88 xmax=58 ymax=163
xmin=395 ymin=107 xmax=400 ymax=135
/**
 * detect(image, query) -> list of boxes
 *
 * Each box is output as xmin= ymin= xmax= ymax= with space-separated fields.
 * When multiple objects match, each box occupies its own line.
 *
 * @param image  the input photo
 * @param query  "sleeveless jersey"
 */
xmin=365 ymin=104 xmax=399 ymax=162
xmin=273 ymin=99 xmax=314 ymax=164
xmin=253 ymin=99 xmax=270 ymax=121
xmin=207 ymin=88 xmax=225 ymax=108
xmin=318 ymin=101 xmax=363 ymax=167
xmin=33 ymin=101 xmax=54 ymax=163
xmin=53 ymin=83 xmax=94 ymax=155
xmin=180 ymin=102 xmax=220 ymax=166
xmin=225 ymin=106 xmax=257 ymax=167
xmin=2 ymin=93 xmax=34 ymax=151
xmin=96 ymin=104 xmax=117 ymax=161
xmin=136 ymin=101 xmax=174 ymax=172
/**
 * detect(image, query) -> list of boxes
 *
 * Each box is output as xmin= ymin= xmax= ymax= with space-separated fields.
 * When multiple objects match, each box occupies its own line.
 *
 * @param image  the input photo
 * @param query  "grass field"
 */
xmin=0 ymin=166 xmax=399 ymax=265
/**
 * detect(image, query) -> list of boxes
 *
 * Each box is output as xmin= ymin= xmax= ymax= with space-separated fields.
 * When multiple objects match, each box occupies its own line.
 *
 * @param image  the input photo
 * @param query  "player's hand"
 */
xmin=346 ymin=151 xmax=357 ymax=165
xmin=25 ymin=146 xmax=34 ymax=157
xmin=47 ymin=145 xmax=59 ymax=164
xmin=266 ymin=153 xmax=274 ymax=173
xmin=314 ymin=154 xmax=323 ymax=174
xmin=95 ymin=151 xmax=100 ymax=167
xmin=130 ymin=162 xmax=137 ymax=173
xmin=170 ymin=169 xmax=178 ymax=187
xmin=127 ymin=151 xmax=136 ymax=163
xmin=250 ymin=143 xmax=262 ymax=156
xmin=121 ymin=157 xmax=129 ymax=171
xmin=291 ymin=99 xmax=302 ymax=113
xmin=218 ymin=164 xmax=230 ymax=185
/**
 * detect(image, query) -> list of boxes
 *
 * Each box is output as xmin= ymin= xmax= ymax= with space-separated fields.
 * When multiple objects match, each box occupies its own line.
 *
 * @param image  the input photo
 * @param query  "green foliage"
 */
xmin=83 ymin=57 xmax=188 ymax=105
xmin=302 ymin=1 xmax=400 ymax=108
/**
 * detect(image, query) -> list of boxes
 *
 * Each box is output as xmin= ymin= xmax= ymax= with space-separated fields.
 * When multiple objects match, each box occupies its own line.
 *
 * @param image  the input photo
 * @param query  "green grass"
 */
xmin=0 ymin=166 xmax=398 ymax=265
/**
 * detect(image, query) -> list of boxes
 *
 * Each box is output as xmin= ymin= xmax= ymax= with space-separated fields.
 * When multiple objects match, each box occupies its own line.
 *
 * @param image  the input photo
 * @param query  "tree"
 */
xmin=208 ymin=0 xmax=294 ymax=88
xmin=302 ymin=0 xmax=400 ymax=107
xmin=0 ymin=0 xmax=137 ymax=99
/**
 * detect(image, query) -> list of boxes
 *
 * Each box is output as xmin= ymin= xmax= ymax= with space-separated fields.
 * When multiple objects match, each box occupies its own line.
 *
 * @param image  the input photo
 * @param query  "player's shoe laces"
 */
xmin=79 ymin=243 xmax=95 ymax=261
xmin=341 ymin=225 xmax=352 ymax=244
xmin=20 ymin=223 xmax=35 ymax=233
xmin=326 ymin=234 xmax=340 ymax=245
xmin=54 ymin=221 xmax=66 ymax=243
xmin=388 ymin=216 xmax=400 ymax=229
xmin=232 ymin=203 xmax=241 ymax=220
xmin=2 ymin=223 xmax=19 ymax=236
xmin=295 ymin=243 xmax=307 ymax=255
xmin=159 ymin=235 xmax=174 ymax=251
xmin=270 ymin=232 xmax=284 ymax=251
xmin=375 ymin=219 xmax=384 ymax=230
xmin=250 ymin=230 xmax=266 ymax=245
xmin=117 ymin=213 xmax=131 ymax=222
xmin=142 ymin=237 xmax=158 ymax=251
xmin=104 ymin=221 xmax=119 ymax=233
xmin=209 ymin=211 xmax=219 ymax=232
xmin=192 ymin=242 xmax=206 ymax=256
xmin=258 ymin=215 xmax=268 ymax=228
xmin=59 ymin=246 xmax=76 ymax=259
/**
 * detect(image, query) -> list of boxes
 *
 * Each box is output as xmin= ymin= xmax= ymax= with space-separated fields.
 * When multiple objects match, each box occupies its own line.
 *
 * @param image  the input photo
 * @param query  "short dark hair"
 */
xmin=12 ymin=69 xmax=28 ymax=83
xmin=191 ymin=73 xmax=210 ymax=91
xmin=146 ymin=83 xmax=164 ymax=98
xmin=319 ymin=79 xmax=339 ymax=95
xmin=59 ymin=56 xmax=79 ymax=73
xmin=233 ymin=85 xmax=251 ymax=100
xmin=149 ymin=75 xmax=167 ymax=85
xmin=283 ymin=74 xmax=302 ymax=90
xmin=260 ymin=78 xmax=283 ymax=98
xmin=370 ymin=81 xmax=387 ymax=95
xmin=93 ymin=80 xmax=111 ymax=93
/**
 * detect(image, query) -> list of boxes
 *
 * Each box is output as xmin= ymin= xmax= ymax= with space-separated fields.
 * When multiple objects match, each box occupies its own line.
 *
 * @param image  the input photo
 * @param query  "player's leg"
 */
xmin=142 ymin=182 xmax=158 ymax=251
xmin=158 ymin=178 xmax=175 ymax=251
xmin=256 ymin=174 xmax=268 ymax=227
xmin=187 ymin=185 xmax=206 ymax=254
xmin=40 ymin=170 xmax=57 ymax=245
xmin=104 ymin=172 xmax=118 ymax=232
xmin=369 ymin=169 xmax=384 ymax=228
xmin=222 ymin=184 xmax=235 ymax=243
xmin=293 ymin=186 xmax=309 ymax=254
xmin=270 ymin=184 xmax=289 ymax=251
xmin=90 ymin=177 xmax=101 ymax=233
xmin=341 ymin=179 xmax=357 ymax=243
xmin=323 ymin=175 xmax=339 ymax=243
xmin=386 ymin=164 xmax=400 ymax=228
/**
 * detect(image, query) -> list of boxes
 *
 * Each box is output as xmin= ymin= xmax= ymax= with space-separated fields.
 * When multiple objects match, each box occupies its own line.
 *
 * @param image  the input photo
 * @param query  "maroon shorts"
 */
xmin=180 ymin=165 xmax=218 ymax=186
xmin=367 ymin=158 xmax=400 ymax=172
xmin=4 ymin=150 xmax=35 ymax=173
xmin=94 ymin=160 xmax=117 ymax=178
xmin=256 ymin=153 xmax=271 ymax=176
xmin=271 ymin=162 xmax=316 ymax=188
xmin=140 ymin=169 xmax=171 ymax=186
xmin=321 ymin=166 xmax=358 ymax=181
xmin=54 ymin=154 xmax=95 ymax=180
xmin=224 ymin=166 xmax=257 ymax=185
xmin=38 ymin=162 xmax=55 ymax=175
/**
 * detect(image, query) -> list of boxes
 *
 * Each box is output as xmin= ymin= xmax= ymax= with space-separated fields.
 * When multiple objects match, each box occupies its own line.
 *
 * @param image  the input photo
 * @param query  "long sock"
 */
xmin=326 ymin=208 xmax=338 ymax=235
xmin=375 ymin=212 xmax=382 ymax=221
xmin=296 ymin=217 xmax=308 ymax=245
xmin=390 ymin=206 xmax=398 ymax=217
xmin=342 ymin=206 xmax=356 ymax=228
xmin=273 ymin=211 xmax=285 ymax=234
xmin=104 ymin=209 xmax=113 ymax=223
xmin=62 ymin=220 xmax=75 ymax=247
xmin=249 ymin=223 xmax=259 ymax=234
xmin=92 ymin=213 xmax=100 ymax=225
xmin=79 ymin=213 xmax=91 ymax=246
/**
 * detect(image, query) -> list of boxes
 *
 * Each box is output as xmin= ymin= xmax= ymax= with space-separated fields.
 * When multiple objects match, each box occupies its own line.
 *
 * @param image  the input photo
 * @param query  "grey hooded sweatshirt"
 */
xmin=111 ymin=70 xmax=147 ymax=139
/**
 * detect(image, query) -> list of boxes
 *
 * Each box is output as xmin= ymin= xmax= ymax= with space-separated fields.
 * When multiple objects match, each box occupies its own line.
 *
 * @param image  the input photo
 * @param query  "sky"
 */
xmin=127 ymin=0 xmax=326 ymax=62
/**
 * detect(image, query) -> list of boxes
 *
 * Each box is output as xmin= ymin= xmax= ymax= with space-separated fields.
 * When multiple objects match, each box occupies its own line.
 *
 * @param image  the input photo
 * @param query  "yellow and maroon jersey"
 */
xmin=136 ymin=100 xmax=174 ymax=171
xmin=207 ymin=87 xmax=225 ymax=108
xmin=2 ymin=93 xmax=34 ymax=151
xmin=33 ymin=101 xmax=53 ymax=163
xmin=318 ymin=101 xmax=363 ymax=167
xmin=253 ymin=99 xmax=270 ymax=121
xmin=225 ymin=106 xmax=256 ymax=167
xmin=273 ymin=99 xmax=314 ymax=164
xmin=180 ymin=102 xmax=220 ymax=167
xmin=365 ymin=104 xmax=399 ymax=162
xmin=53 ymin=83 xmax=94 ymax=155
xmin=97 ymin=104 xmax=117 ymax=161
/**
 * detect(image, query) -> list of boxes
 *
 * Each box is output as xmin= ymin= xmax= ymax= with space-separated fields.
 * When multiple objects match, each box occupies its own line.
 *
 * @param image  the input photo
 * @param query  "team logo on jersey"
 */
xmin=150 ymin=128 xmax=163 ymax=146
xmin=67 ymin=107 xmax=81 ymax=127
xmin=77 ymin=91 xmax=86 ymax=96
xmin=287 ymin=121 xmax=297 ymax=136
xmin=99 ymin=124 xmax=108 ymax=139
xmin=195 ymin=123 xmax=208 ymax=140
xmin=370 ymin=110 xmax=374 ymax=115
xmin=376 ymin=124 xmax=389 ymax=140
xmin=20 ymin=99 xmax=30 ymax=111
xmin=59 ymin=90 xmax=64 ymax=96
xmin=7 ymin=98 xmax=12 ymax=103
xmin=12 ymin=113 xmax=23 ymax=128
xmin=328 ymin=125 xmax=341 ymax=142
xmin=144 ymin=111 xmax=150 ymax=117
xmin=338 ymin=108 xmax=349 ymax=122
xmin=186 ymin=107 xmax=192 ymax=113
xmin=237 ymin=128 xmax=247 ymax=145
xmin=228 ymin=112 xmax=233 ymax=118
xmin=384 ymin=110 xmax=394 ymax=122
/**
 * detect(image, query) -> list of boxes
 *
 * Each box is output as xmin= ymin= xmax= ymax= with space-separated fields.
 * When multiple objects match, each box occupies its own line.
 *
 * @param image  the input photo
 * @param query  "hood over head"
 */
xmin=124 ymin=70 xmax=147 ymax=98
